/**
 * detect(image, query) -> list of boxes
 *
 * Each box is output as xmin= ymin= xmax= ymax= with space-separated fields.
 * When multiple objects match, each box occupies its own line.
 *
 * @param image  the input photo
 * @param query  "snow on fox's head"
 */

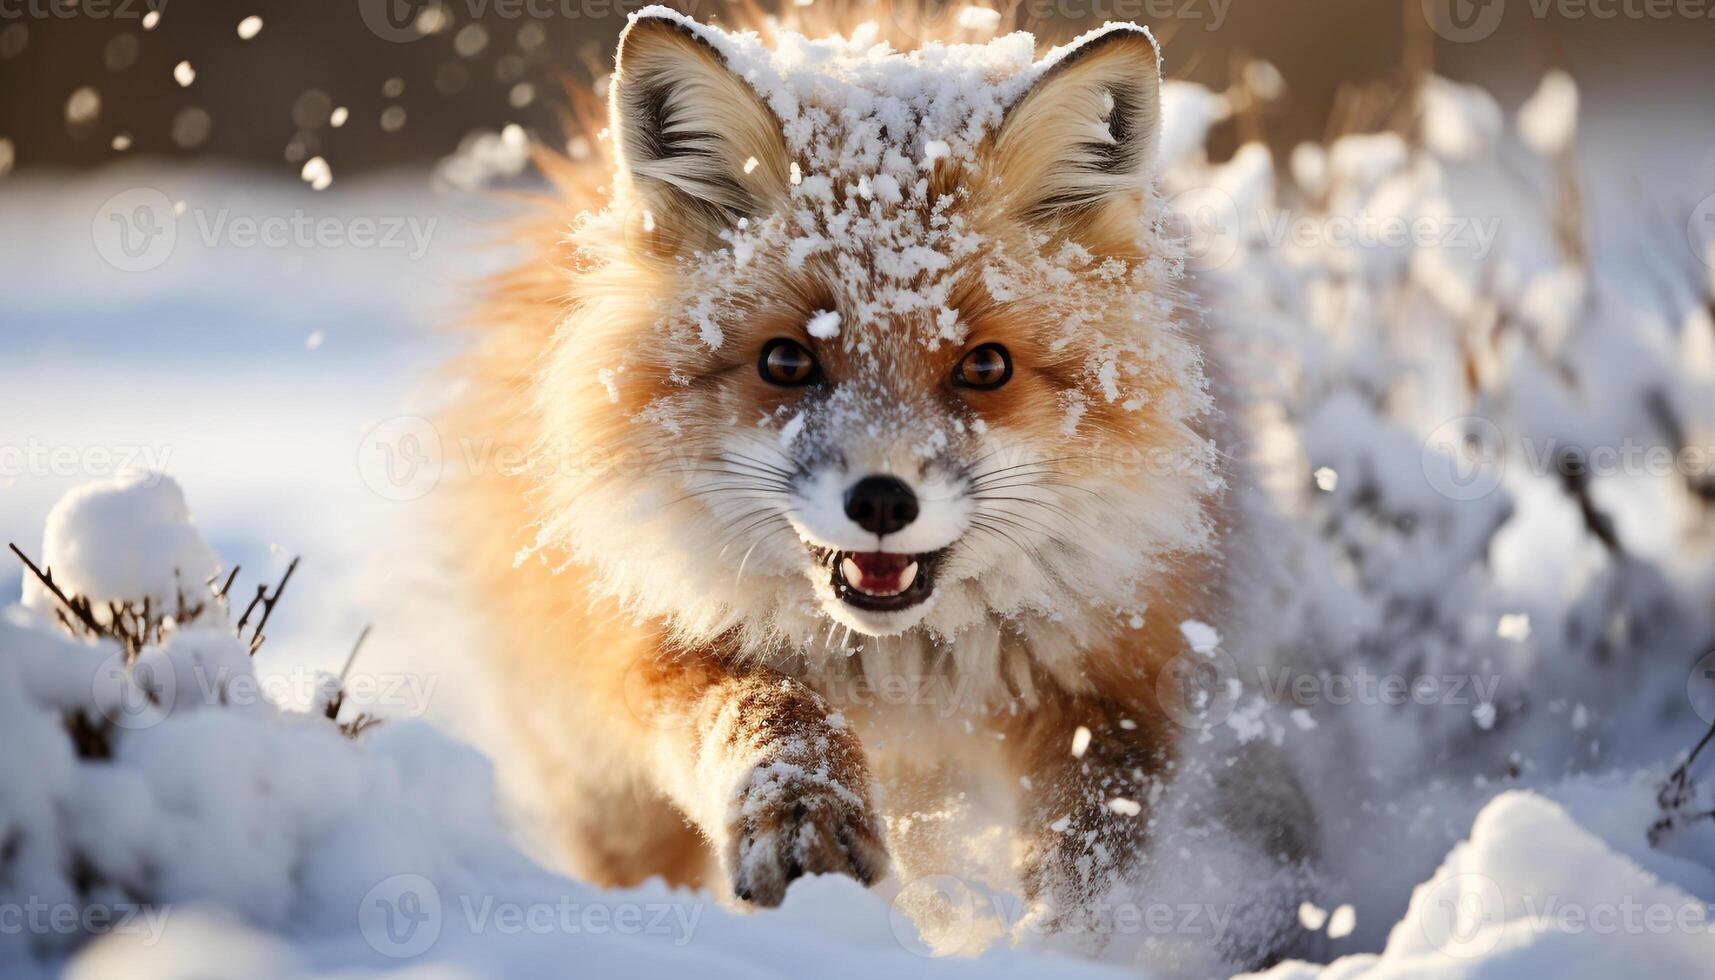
xmin=526 ymin=10 xmax=1218 ymax=678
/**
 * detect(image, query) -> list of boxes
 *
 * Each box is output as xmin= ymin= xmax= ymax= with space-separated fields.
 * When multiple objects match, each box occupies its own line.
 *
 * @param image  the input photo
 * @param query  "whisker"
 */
xmin=715 ymin=513 xmax=790 ymax=561
xmin=972 ymin=495 xmax=1097 ymax=531
xmin=719 ymin=450 xmax=800 ymax=480
xmin=967 ymin=517 xmax=1037 ymax=563
xmin=666 ymin=485 xmax=787 ymax=507
xmin=683 ymin=465 xmax=794 ymax=485
xmin=966 ymin=455 xmax=1101 ymax=484
xmin=970 ymin=477 xmax=1113 ymax=503
xmin=734 ymin=528 xmax=781 ymax=588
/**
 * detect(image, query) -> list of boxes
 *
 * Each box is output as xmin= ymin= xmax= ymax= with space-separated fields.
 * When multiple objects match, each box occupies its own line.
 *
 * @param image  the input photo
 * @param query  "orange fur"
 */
xmin=443 ymin=2 xmax=1239 ymax=931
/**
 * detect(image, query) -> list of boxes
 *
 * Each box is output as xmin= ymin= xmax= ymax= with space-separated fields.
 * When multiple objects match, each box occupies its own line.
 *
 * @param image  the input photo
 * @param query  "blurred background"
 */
xmin=2 ymin=0 xmax=1712 ymax=175
xmin=3 ymin=0 xmax=1713 ymax=759
xmin=6 ymin=0 xmax=1707 ymax=611
xmin=2 ymin=0 xmax=1713 ymax=796
xmin=3 ymin=0 xmax=1715 ymax=971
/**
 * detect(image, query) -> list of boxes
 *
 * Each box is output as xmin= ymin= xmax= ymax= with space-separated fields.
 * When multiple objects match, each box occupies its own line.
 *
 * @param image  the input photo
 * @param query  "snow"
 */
xmin=1070 ymin=725 xmax=1093 ymax=758
xmin=1158 ymin=46 xmax=1715 ymax=980
xmin=434 ymin=125 xmax=530 ymax=191
xmin=807 ymin=309 xmax=842 ymax=339
xmin=299 ymin=156 xmax=332 ymax=191
xmin=1324 ymin=906 xmax=1354 ymax=941
xmin=1179 ymin=619 xmax=1221 ymax=655
xmin=1252 ymin=784 xmax=1715 ymax=978
xmin=19 ymin=474 xmax=221 ymax=620
xmin=1496 ymin=614 xmax=1530 ymax=642
xmin=1298 ymin=903 xmax=1329 ymax=932
xmin=1517 ymin=70 xmax=1579 ymax=157
xmin=2 ymin=515 xmax=1115 ymax=978
xmin=3 ymin=15 xmax=1715 ymax=980
xmin=1420 ymin=76 xmax=1502 ymax=161
xmin=956 ymin=6 xmax=1002 ymax=31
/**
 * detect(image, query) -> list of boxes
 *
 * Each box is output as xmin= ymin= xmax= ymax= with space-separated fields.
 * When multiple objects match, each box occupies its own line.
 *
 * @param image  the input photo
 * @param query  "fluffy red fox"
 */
xmin=448 ymin=2 xmax=1311 ymax=945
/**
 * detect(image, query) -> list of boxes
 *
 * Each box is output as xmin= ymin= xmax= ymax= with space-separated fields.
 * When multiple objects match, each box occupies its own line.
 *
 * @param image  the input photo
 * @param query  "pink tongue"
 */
xmin=850 ymin=552 xmax=910 ymax=591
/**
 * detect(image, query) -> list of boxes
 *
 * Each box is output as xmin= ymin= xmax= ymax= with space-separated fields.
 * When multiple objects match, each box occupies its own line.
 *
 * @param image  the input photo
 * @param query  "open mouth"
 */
xmin=821 ymin=548 xmax=940 ymax=612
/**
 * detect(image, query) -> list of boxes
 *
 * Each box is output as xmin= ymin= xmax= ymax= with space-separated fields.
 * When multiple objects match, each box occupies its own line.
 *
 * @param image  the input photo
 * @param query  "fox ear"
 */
xmin=609 ymin=13 xmax=789 ymax=253
xmin=993 ymin=26 xmax=1163 ymax=242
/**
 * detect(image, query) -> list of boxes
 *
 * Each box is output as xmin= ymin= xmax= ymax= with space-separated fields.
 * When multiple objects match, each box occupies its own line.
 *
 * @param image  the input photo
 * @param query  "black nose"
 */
xmin=844 ymin=475 xmax=919 ymax=537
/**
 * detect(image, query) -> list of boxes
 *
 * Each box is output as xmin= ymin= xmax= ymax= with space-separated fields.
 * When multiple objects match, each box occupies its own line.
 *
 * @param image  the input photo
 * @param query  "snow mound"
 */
xmin=19 ymin=473 xmax=221 ymax=620
xmin=1252 ymin=782 xmax=1715 ymax=977
xmin=0 ymin=480 xmax=1123 ymax=980
xmin=6 ymin=16 xmax=1715 ymax=980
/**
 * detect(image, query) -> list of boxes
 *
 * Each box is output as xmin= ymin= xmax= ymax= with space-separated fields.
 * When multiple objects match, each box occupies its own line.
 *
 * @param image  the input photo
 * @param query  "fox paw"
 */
xmin=726 ymin=760 xmax=889 ymax=906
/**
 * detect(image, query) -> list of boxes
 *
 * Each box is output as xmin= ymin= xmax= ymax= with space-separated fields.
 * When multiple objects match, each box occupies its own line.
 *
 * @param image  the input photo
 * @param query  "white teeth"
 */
xmin=897 ymin=561 xmax=918 ymax=592
xmin=839 ymin=556 xmax=921 ymax=598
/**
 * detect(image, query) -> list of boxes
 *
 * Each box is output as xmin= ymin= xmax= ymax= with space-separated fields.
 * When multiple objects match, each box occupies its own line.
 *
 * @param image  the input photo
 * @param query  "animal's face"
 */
xmin=680 ymin=292 xmax=1062 ymax=639
xmin=528 ymin=13 xmax=1217 ymax=658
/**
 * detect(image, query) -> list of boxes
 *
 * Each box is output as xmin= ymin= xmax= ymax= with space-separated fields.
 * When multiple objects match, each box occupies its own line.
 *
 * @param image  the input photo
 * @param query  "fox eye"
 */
xmin=953 ymin=343 xmax=1012 ymax=390
xmin=758 ymin=338 xmax=818 ymax=387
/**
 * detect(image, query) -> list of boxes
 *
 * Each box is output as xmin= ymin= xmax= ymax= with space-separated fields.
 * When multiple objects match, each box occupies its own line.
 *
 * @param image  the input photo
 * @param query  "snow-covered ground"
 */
xmin=5 ymin=45 xmax=1715 ymax=980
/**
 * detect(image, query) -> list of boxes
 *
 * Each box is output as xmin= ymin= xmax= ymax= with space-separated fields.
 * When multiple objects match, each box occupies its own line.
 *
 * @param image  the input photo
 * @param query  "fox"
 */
xmin=446 ymin=1 xmax=1314 ymax=952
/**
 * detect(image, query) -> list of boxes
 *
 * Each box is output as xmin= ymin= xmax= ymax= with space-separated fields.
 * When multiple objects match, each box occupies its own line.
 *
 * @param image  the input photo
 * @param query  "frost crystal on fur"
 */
xmin=518 ymin=10 xmax=1215 ymax=704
